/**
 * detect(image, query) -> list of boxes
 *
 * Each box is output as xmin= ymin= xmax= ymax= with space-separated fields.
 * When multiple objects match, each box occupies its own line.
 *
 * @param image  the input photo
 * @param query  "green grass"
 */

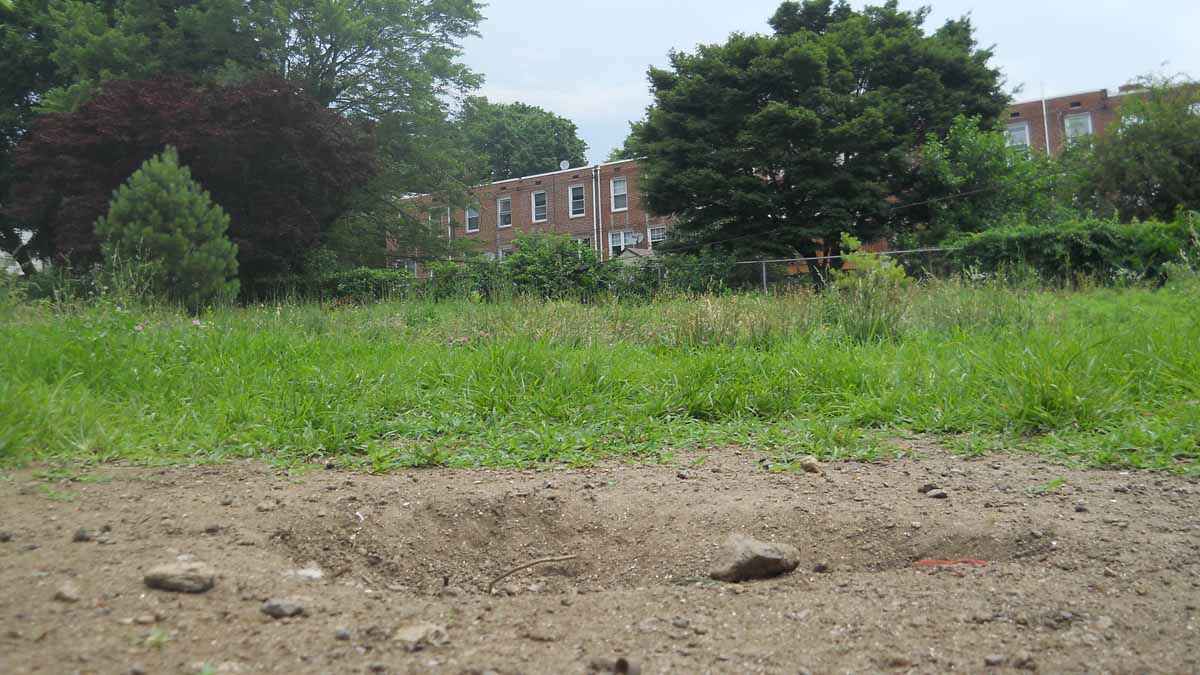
xmin=1 ymin=275 xmax=1198 ymax=473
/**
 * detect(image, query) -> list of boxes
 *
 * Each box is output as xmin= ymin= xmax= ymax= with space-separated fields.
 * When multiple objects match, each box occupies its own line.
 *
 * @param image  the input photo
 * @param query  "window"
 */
xmin=574 ymin=237 xmax=591 ymax=248
xmin=1190 ymin=102 xmax=1200 ymax=116
xmin=609 ymin=230 xmax=640 ymax=256
xmin=611 ymin=177 xmax=628 ymax=212
xmin=498 ymin=246 xmax=514 ymax=260
xmin=1005 ymin=122 xmax=1030 ymax=148
xmin=391 ymin=258 xmax=418 ymax=274
xmin=649 ymin=226 xmax=667 ymax=244
xmin=1064 ymin=113 xmax=1093 ymax=140
xmin=531 ymin=190 xmax=547 ymax=223
xmin=497 ymin=196 xmax=512 ymax=228
xmin=569 ymin=185 xmax=586 ymax=218
xmin=466 ymin=207 xmax=480 ymax=232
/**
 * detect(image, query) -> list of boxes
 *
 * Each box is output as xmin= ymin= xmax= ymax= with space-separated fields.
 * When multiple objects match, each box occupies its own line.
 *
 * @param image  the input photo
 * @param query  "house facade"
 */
xmin=1003 ymin=84 xmax=1145 ymax=155
xmin=395 ymin=158 xmax=674 ymax=271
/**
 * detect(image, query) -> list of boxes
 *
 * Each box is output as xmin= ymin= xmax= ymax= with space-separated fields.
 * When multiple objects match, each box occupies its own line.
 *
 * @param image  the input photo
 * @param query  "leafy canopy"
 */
xmin=633 ymin=0 xmax=1006 ymax=262
xmin=96 ymin=146 xmax=239 ymax=310
xmin=458 ymin=97 xmax=589 ymax=180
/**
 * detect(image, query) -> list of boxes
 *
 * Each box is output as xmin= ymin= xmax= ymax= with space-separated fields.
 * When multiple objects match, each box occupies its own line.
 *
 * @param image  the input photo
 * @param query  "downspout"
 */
xmin=591 ymin=165 xmax=601 ymax=258
xmin=1041 ymin=84 xmax=1052 ymax=155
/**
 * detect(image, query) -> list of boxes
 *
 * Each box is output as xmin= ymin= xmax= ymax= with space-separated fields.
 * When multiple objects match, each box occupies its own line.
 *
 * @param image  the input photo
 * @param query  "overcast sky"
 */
xmin=461 ymin=0 xmax=1200 ymax=164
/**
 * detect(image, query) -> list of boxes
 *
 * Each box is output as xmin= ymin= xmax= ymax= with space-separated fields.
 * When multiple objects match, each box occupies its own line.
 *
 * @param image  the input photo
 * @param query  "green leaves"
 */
xmin=636 ymin=0 xmax=1005 ymax=266
xmin=96 ymin=147 xmax=239 ymax=311
xmin=457 ymin=97 xmax=589 ymax=181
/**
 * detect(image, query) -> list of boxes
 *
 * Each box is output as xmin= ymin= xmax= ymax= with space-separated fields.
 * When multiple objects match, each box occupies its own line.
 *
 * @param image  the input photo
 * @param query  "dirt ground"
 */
xmin=2 ymin=443 xmax=1199 ymax=674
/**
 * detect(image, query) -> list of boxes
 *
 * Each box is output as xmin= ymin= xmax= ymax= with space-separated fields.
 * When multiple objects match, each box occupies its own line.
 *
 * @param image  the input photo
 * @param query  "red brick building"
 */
xmin=395 ymin=159 xmax=674 ymax=271
xmin=1004 ymin=84 xmax=1144 ymax=155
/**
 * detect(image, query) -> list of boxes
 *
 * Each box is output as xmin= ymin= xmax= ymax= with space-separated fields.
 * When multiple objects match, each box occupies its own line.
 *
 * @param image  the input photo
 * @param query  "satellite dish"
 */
xmin=559 ymin=160 xmax=570 ymax=170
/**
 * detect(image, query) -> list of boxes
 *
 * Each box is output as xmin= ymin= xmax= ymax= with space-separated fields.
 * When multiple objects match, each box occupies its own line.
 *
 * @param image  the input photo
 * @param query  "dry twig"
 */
xmin=488 ymin=555 xmax=578 ymax=595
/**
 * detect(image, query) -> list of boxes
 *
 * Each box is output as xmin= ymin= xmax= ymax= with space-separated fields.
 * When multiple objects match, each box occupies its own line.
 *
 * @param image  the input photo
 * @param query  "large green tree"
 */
xmin=458 ymin=96 xmax=588 ymax=180
xmin=633 ymin=0 xmax=1006 ymax=268
xmin=1067 ymin=78 xmax=1200 ymax=223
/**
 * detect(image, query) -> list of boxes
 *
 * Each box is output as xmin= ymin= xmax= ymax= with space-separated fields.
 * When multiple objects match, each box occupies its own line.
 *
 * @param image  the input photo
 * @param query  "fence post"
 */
xmin=760 ymin=261 xmax=768 ymax=294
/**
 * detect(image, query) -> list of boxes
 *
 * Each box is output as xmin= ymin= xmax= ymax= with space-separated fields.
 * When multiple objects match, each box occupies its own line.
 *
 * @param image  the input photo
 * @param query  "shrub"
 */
xmin=322 ymin=267 xmax=412 ymax=302
xmin=95 ymin=147 xmax=238 ymax=310
xmin=949 ymin=215 xmax=1199 ymax=284
xmin=505 ymin=234 xmax=610 ymax=300
xmin=825 ymin=234 xmax=912 ymax=342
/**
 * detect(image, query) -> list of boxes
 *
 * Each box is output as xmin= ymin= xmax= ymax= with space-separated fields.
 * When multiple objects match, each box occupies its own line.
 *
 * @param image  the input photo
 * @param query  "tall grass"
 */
xmin=1 ymin=274 xmax=1197 ymax=472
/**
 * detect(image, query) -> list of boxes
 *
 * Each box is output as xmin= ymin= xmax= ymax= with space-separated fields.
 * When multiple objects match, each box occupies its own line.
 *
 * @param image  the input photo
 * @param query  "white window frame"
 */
xmin=1064 ymin=112 xmax=1093 ymax=141
xmin=609 ymin=229 xmax=638 ymax=256
xmin=611 ymin=177 xmax=629 ymax=212
xmin=569 ymin=184 xmax=586 ymax=219
xmin=497 ymin=196 xmax=512 ymax=228
xmin=1004 ymin=122 xmax=1030 ymax=148
xmin=465 ymin=206 xmax=480 ymax=233
xmin=531 ymin=190 xmax=548 ymax=223
xmin=649 ymin=226 xmax=667 ymax=244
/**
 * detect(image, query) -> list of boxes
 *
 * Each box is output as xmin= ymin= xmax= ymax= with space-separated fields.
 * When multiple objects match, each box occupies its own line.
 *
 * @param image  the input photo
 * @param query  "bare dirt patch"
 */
xmin=2 ymin=446 xmax=1199 ymax=674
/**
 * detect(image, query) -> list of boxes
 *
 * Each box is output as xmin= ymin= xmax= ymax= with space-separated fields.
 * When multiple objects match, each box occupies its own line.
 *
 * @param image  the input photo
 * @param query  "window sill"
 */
xmin=611 ymin=207 xmax=629 ymax=214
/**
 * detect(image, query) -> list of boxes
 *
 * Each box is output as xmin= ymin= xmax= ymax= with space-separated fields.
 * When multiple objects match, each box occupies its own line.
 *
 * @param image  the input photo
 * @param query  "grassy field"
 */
xmin=2 ymin=275 xmax=1198 ymax=473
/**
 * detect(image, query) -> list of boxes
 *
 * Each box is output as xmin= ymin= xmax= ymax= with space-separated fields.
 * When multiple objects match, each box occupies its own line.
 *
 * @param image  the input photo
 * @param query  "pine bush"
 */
xmin=95 ymin=147 xmax=239 ymax=310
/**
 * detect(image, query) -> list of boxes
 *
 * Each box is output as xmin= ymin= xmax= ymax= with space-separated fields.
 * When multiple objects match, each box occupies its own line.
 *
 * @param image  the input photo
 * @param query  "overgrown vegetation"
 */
xmin=2 ymin=269 xmax=1197 ymax=474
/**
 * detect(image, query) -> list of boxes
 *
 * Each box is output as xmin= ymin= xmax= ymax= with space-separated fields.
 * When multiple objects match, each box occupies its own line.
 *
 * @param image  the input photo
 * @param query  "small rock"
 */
xmin=588 ymin=657 xmax=641 ymax=675
xmin=926 ymin=489 xmax=949 ymax=499
xmin=134 ymin=614 xmax=157 ymax=625
xmin=129 ymin=666 xmax=147 ymax=675
xmin=797 ymin=455 xmax=823 ymax=474
xmin=334 ymin=627 xmax=351 ymax=641
xmin=54 ymin=581 xmax=82 ymax=603
xmin=393 ymin=622 xmax=448 ymax=652
xmin=917 ymin=483 xmax=938 ymax=494
xmin=144 ymin=562 xmax=216 ymax=593
xmin=203 ymin=525 xmax=223 ymax=535
xmin=813 ymin=562 xmax=830 ymax=573
xmin=255 ymin=500 xmax=277 ymax=513
xmin=1012 ymin=651 xmax=1037 ymax=671
xmin=219 ymin=496 xmax=234 ymax=506
xmin=676 ymin=470 xmax=690 ymax=480
xmin=72 ymin=528 xmax=94 ymax=543
xmin=0 ymin=531 xmax=13 ymax=542
xmin=261 ymin=598 xmax=306 ymax=619
xmin=984 ymin=655 xmax=1005 ymax=667
xmin=709 ymin=533 xmax=801 ymax=582
xmin=671 ymin=617 xmax=690 ymax=629
xmin=1075 ymin=503 xmax=1089 ymax=513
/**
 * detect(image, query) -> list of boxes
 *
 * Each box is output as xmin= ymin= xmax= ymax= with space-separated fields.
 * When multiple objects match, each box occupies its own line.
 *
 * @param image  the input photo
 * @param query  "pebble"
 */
xmin=394 ymin=622 xmax=448 ymax=652
xmin=1012 ymin=651 xmax=1037 ymax=670
xmin=0 ymin=531 xmax=12 ymax=542
xmin=72 ymin=528 xmax=94 ymax=543
xmin=219 ymin=497 xmax=234 ymax=506
xmin=129 ymin=666 xmax=147 ymax=675
xmin=334 ymin=627 xmax=351 ymax=641
xmin=926 ymin=489 xmax=949 ymax=499
xmin=1075 ymin=503 xmax=1089 ymax=513
xmin=709 ymin=533 xmax=801 ymax=582
xmin=134 ymin=614 xmax=157 ymax=625
xmin=917 ymin=483 xmax=939 ymax=494
xmin=261 ymin=598 xmax=306 ymax=619
xmin=255 ymin=500 xmax=277 ymax=512
xmin=144 ymin=561 xmax=217 ymax=593
xmin=813 ymin=562 xmax=830 ymax=573
xmin=797 ymin=455 xmax=823 ymax=474
xmin=676 ymin=470 xmax=690 ymax=480
xmin=54 ymin=581 xmax=82 ymax=603
xmin=984 ymin=655 xmax=1005 ymax=667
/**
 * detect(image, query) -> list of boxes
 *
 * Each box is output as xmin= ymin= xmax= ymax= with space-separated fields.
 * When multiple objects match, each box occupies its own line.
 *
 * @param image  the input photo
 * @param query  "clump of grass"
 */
xmin=0 ymin=277 xmax=1197 ymax=473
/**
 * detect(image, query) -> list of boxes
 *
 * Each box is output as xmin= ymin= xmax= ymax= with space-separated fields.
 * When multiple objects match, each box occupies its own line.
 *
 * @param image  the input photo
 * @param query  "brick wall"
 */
xmin=405 ymin=159 xmax=674 ymax=268
xmin=1006 ymin=88 xmax=1133 ymax=155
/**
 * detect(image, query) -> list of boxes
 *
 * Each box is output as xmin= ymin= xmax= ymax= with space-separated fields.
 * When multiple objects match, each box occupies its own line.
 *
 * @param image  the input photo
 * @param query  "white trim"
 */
xmin=465 ymin=206 xmax=480 ymax=233
xmin=610 ymin=176 xmax=629 ymax=213
xmin=531 ymin=190 xmax=548 ymax=223
xmin=1064 ymin=112 xmax=1094 ymax=140
xmin=497 ymin=195 xmax=512 ymax=229
xmin=568 ymin=184 xmax=586 ymax=219
xmin=1004 ymin=121 xmax=1031 ymax=148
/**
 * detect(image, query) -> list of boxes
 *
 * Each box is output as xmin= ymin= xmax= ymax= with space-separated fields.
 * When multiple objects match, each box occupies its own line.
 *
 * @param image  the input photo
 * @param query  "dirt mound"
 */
xmin=2 ymin=446 xmax=1198 ymax=674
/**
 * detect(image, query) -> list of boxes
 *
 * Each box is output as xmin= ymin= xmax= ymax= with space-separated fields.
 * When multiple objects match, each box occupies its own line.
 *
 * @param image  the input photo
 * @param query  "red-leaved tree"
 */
xmin=7 ymin=76 xmax=376 ymax=286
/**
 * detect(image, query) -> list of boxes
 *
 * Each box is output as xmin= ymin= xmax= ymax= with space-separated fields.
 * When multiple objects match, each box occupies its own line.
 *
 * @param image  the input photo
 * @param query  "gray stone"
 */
xmin=255 ymin=500 xmax=277 ymax=512
xmin=72 ymin=528 xmax=94 ymax=543
xmin=797 ymin=455 xmax=823 ymax=474
xmin=709 ymin=533 xmax=801 ymax=582
xmin=144 ymin=562 xmax=216 ymax=593
xmin=393 ymin=622 xmax=448 ymax=652
xmin=334 ymin=627 xmax=351 ymax=641
xmin=54 ymin=581 xmax=81 ymax=603
xmin=926 ymin=489 xmax=949 ymax=499
xmin=0 ymin=531 xmax=13 ymax=542
xmin=984 ymin=655 xmax=1005 ymax=667
xmin=261 ymin=598 xmax=306 ymax=619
